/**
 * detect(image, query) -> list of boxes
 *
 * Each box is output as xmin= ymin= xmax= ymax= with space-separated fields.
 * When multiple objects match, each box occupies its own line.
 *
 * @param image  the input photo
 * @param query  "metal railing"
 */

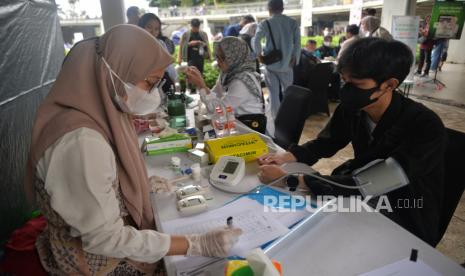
xmin=158 ymin=1 xmax=302 ymax=19
xmin=313 ymin=0 xmax=379 ymax=7
xmin=158 ymin=0 xmax=379 ymax=19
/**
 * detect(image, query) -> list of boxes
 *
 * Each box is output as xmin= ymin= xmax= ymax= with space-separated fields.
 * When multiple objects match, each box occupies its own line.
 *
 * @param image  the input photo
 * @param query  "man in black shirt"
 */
xmin=293 ymin=39 xmax=320 ymax=86
xmin=178 ymin=18 xmax=210 ymax=74
xmin=316 ymin=35 xmax=336 ymax=59
xmin=258 ymin=38 xmax=446 ymax=245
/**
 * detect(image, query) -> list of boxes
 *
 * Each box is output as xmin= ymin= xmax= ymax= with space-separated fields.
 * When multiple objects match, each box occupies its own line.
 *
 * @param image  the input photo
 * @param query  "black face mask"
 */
xmin=340 ymin=83 xmax=380 ymax=111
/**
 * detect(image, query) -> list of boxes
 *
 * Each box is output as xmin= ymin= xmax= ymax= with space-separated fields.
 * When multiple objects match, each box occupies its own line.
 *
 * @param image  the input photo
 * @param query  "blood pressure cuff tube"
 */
xmin=352 ymin=157 xmax=410 ymax=198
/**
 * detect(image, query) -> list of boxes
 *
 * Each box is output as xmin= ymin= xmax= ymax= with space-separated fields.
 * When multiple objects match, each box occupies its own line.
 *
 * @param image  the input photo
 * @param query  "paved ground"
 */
xmin=410 ymin=63 xmax=465 ymax=108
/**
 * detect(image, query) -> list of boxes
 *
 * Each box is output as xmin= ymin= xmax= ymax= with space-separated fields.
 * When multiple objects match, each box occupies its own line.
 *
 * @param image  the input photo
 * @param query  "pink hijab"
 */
xmin=25 ymin=24 xmax=172 ymax=229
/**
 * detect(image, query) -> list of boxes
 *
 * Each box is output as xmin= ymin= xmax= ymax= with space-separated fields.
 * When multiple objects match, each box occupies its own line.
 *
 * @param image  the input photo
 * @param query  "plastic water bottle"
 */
xmin=226 ymin=106 xmax=237 ymax=134
xmin=213 ymin=107 xmax=228 ymax=137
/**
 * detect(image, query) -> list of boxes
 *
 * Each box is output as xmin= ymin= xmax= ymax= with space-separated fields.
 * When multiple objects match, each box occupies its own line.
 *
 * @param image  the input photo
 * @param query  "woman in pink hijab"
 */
xmin=25 ymin=24 xmax=241 ymax=275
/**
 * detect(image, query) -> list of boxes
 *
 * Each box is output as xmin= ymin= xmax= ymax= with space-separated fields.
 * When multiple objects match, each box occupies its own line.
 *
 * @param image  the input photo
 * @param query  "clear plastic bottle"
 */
xmin=226 ymin=106 xmax=237 ymax=135
xmin=213 ymin=107 xmax=228 ymax=137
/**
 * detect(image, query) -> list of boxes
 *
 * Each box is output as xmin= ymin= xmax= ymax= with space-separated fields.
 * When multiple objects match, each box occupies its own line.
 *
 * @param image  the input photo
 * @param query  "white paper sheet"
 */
xmin=266 ymin=207 xmax=311 ymax=228
xmin=359 ymin=258 xmax=441 ymax=276
xmin=163 ymin=197 xmax=290 ymax=257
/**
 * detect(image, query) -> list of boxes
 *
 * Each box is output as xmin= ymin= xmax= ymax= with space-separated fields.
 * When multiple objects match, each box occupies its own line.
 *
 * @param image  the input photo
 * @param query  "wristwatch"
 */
xmin=286 ymin=175 xmax=299 ymax=192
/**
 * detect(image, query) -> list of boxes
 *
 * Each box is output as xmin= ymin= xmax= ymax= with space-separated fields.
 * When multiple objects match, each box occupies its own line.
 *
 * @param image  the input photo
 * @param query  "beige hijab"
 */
xmin=25 ymin=24 xmax=172 ymax=229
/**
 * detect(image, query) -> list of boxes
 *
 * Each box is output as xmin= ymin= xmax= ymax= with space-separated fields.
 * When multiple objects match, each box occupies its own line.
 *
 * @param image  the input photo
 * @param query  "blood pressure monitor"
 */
xmin=210 ymin=156 xmax=245 ymax=187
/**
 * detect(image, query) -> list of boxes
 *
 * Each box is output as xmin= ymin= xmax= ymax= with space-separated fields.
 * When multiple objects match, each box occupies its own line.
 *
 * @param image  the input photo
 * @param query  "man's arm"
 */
xmin=390 ymin=111 xmax=445 ymax=182
xmin=305 ymin=107 xmax=446 ymax=198
xmin=288 ymin=104 xmax=352 ymax=166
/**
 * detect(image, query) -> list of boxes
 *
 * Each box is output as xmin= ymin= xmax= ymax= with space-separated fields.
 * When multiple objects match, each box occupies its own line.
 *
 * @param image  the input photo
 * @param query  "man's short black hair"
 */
xmin=242 ymin=14 xmax=255 ymax=23
xmin=324 ymin=35 xmax=332 ymax=41
xmin=366 ymin=8 xmax=376 ymax=16
xmin=337 ymin=37 xmax=413 ymax=86
xmin=346 ymin=24 xmax=359 ymax=35
xmin=126 ymin=6 xmax=139 ymax=18
xmin=268 ymin=0 xmax=284 ymax=13
xmin=191 ymin=18 xmax=201 ymax=28
xmin=307 ymin=39 xmax=317 ymax=45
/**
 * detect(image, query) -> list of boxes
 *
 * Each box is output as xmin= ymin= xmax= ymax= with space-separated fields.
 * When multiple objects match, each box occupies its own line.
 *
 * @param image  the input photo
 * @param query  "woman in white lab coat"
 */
xmin=186 ymin=36 xmax=269 ymax=134
xmin=24 ymin=24 xmax=241 ymax=275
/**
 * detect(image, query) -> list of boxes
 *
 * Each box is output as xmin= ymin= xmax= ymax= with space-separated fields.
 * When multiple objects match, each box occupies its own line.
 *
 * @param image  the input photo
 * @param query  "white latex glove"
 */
xmin=149 ymin=175 xmax=171 ymax=193
xmin=186 ymin=227 xmax=243 ymax=257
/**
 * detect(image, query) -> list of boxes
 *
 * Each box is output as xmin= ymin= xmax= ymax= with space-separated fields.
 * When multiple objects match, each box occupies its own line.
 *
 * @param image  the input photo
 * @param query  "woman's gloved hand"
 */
xmin=186 ymin=227 xmax=243 ymax=257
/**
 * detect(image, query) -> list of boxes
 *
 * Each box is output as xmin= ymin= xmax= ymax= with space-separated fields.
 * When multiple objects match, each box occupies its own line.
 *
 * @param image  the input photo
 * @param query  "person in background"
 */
xmin=25 ymin=25 xmax=242 ymax=275
xmin=138 ymin=13 xmax=177 ymax=92
xmin=337 ymin=24 xmax=360 ymax=59
xmin=126 ymin=6 xmax=140 ymax=25
xmin=417 ymin=15 xmax=434 ymax=77
xmin=186 ymin=37 xmax=269 ymax=134
xmin=360 ymin=16 xmax=392 ymax=40
xmin=363 ymin=8 xmax=377 ymax=17
xmin=430 ymin=39 xmax=447 ymax=73
xmin=304 ymin=39 xmax=318 ymax=57
xmin=238 ymin=22 xmax=260 ymax=73
xmin=323 ymin=27 xmax=330 ymax=37
xmin=316 ymin=35 xmax=336 ymax=59
xmin=293 ymin=39 xmax=320 ymax=86
xmin=438 ymin=40 xmax=449 ymax=72
xmin=253 ymin=0 xmax=300 ymax=119
xmin=239 ymin=21 xmax=258 ymax=49
xmin=335 ymin=36 xmax=346 ymax=56
xmin=257 ymin=37 xmax=446 ymax=246
xmin=178 ymin=18 xmax=211 ymax=75
xmin=224 ymin=14 xmax=255 ymax=37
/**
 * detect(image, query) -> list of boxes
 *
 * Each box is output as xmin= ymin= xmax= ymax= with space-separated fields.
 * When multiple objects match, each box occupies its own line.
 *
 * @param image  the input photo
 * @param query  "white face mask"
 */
xmin=102 ymin=58 xmax=161 ymax=115
xmin=323 ymin=41 xmax=331 ymax=47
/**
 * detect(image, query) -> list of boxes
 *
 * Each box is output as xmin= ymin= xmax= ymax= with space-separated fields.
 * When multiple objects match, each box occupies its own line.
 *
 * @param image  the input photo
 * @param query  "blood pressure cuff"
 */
xmin=303 ymin=157 xmax=409 ymax=198
xmin=353 ymin=157 xmax=410 ymax=198
xmin=303 ymin=174 xmax=358 ymax=197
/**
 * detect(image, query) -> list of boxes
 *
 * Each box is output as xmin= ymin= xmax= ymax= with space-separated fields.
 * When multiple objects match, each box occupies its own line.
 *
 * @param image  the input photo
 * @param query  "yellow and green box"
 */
xmin=205 ymin=133 xmax=268 ymax=163
xmin=144 ymin=134 xmax=192 ymax=156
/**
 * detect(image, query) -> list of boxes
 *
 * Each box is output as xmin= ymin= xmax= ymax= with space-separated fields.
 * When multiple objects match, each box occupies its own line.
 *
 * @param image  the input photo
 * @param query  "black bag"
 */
xmin=262 ymin=20 xmax=282 ymax=65
xmin=237 ymin=114 xmax=267 ymax=134
xmin=237 ymin=73 xmax=267 ymax=134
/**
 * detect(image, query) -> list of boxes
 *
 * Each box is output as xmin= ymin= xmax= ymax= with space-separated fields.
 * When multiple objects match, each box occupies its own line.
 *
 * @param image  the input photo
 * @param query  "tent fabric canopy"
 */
xmin=0 ymin=0 xmax=64 ymax=245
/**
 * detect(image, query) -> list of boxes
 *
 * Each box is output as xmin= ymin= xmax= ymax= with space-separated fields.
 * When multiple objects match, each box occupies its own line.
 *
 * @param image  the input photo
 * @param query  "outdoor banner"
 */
xmin=392 ymin=16 xmax=420 ymax=82
xmin=349 ymin=0 xmax=363 ymax=25
xmin=428 ymin=0 xmax=465 ymax=39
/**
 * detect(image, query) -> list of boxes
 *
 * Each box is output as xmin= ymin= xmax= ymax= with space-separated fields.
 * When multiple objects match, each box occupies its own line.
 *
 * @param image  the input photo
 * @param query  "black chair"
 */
xmin=436 ymin=128 xmax=465 ymax=245
xmin=306 ymin=62 xmax=333 ymax=116
xmin=274 ymin=85 xmax=313 ymax=149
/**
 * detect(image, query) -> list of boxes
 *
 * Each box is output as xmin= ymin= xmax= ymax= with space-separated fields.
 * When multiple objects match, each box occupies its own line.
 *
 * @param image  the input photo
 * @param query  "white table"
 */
xmin=142 ymin=115 xmax=282 ymax=275
xmin=264 ymin=198 xmax=465 ymax=275
xmin=142 ymin=104 xmax=464 ymax=276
